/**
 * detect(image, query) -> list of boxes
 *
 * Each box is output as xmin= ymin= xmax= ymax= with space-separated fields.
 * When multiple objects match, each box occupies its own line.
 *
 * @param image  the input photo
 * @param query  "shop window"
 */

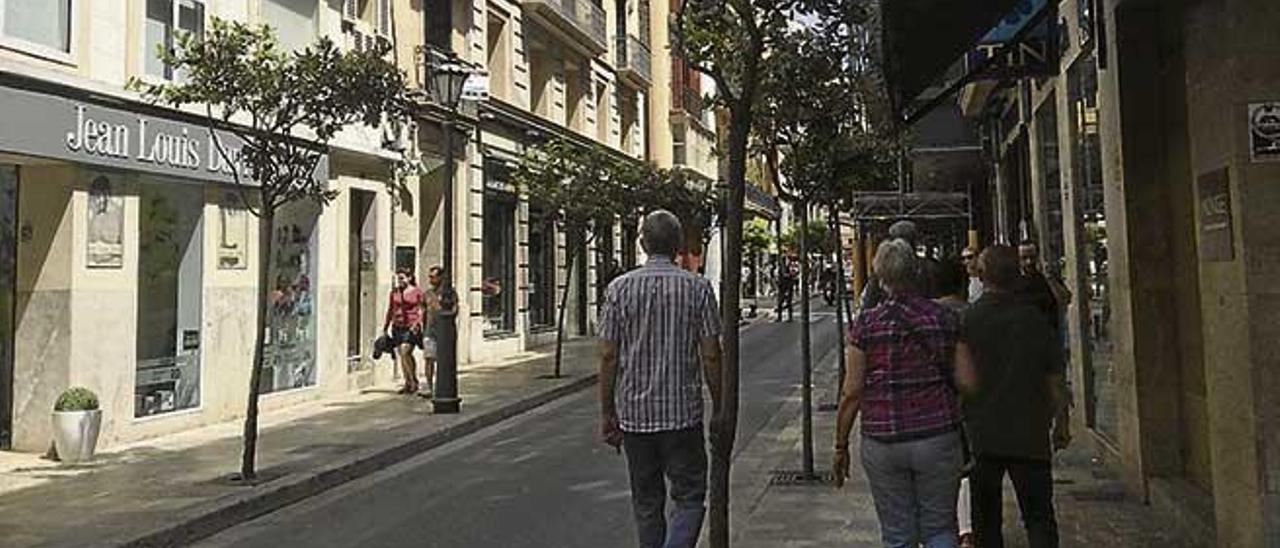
xmin=262 ymin=201 xmax=319 ymax=394
xmin=1036 ymin=97 xmax=1065 ymax=271
xmin=482 ymin=190 xmax=516 ymax=334
xmin=144 ymin=0 xmax=204 ymax=80
xmin=136 ymin=182 xmax=204 ymax=418
xmin=1 ymin=0 xmax=72 ymax=54
xmin=1069 ymin=55 xmax=1116 ymax=442
xmin=621 ymin=221 xmax=637 ymax=270
xmin=527 ymin=206 xmax=555 ymax=329
xmin=261 ymin=0 xmax=317 ymax=52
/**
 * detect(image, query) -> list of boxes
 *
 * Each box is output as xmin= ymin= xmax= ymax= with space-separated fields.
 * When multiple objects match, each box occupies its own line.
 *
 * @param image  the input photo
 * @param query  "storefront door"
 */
xmin=0 ymin=166 xmax=16 ymax=449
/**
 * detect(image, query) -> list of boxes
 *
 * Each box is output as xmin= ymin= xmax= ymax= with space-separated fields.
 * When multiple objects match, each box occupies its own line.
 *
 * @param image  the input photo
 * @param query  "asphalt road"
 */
xmin=195 ymin=305 xmax=842 ymax=548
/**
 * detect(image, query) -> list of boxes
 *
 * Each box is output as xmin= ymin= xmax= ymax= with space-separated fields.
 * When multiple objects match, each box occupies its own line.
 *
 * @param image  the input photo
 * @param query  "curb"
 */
xmin=119 ymin=374 xmax=599 ymax=548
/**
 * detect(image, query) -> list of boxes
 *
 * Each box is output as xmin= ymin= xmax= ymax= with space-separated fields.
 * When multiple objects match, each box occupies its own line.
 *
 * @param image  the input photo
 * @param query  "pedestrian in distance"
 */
xmin=776 ymin=259 xmax=796 ymax=322
xmin=382 ymin=268 xmax=424 ymax=395
xmin=861 ymin=220 xmax=942 ymax=310
xmin=964 ymin=245 xmax=1070 ymax=548
xmin=1015 ymin=241 xmax=1070 ymax=332
xmin=961 ymin=246 xmax=984 ymax=304
xmin=834 ymin=239 xmax=978 ymax=548
xmin=419 ymin=265 xmax=446 ymax=397
xmin=598 ymin=210 xmax=724 ymax=548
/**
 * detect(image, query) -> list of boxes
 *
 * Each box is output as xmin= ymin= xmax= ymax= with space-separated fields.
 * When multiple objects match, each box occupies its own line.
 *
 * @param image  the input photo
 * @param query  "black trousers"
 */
xmin=622 ymin=427 xmax=708 ymax=548
xmin=970 ymin=455 xmax=1059 ymax=548
xmin=776 ymin=291 xmax=794 ymax=320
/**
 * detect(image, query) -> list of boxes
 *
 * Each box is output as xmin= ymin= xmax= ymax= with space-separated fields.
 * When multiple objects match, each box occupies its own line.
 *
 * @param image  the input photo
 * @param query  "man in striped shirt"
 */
xmin=599 ymin=210 xmax=723 ymax=548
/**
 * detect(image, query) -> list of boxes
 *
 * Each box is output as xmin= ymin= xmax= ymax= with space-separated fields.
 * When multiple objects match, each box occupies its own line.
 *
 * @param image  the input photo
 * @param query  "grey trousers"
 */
xmin=622 ymin=427 xmax=708 ymax=548
xmin=860 ymin=430 xmax=963 ymax=548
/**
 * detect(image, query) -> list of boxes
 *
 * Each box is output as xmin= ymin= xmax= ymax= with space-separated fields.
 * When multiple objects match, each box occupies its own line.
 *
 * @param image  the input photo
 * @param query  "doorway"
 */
xmin=348 ymin=189 xmax=377 ymax=371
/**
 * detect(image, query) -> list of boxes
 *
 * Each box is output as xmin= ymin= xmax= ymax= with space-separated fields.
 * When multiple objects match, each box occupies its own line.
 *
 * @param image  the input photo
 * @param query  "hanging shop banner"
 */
xmin=1248 ymin=103 xmax=1280 ymax=162
xmin=0 ymin=84 xmax=329 ymax=184
xmin=1197 ymin=168 xmax=1235 ymax=262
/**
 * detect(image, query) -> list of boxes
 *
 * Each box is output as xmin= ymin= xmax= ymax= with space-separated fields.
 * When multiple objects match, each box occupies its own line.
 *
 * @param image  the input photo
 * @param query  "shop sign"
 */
xmin=1197 ymin=168 xmax=1234 ymax=262
xmin=0 ymin=85 xmax=329 ymax=184
xmin=1249 ymin=103 xmax=1280 ymax=162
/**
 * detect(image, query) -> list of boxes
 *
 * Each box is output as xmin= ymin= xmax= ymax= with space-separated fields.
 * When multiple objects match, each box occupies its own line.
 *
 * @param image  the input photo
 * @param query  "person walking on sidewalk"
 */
xmin=598 ymin=210 xmax=724 ymax=548
xmin=418 ymin=265 xmax=445 ymax=397
xmin=962 ymin=246 xmax=984 ymax=304
xmin=834 ymin=239 xmax=978 ymax=548
xmin=964 ymin=246 xmax=1070 ymax=548
xmin=383 ymin=268 xmax=424 ymax=395
xmin=776 ymin=259 xmax=796 ymax=321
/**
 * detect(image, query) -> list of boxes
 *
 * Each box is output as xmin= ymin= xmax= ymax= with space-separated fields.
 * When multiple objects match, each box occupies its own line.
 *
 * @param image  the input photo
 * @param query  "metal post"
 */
xmin=433 ymin=109 xmax=461 ymax=414
xmin=798 ymin=203 xmax=814 ymax=477
xmin=829 ymin=205 xmax=847 ymax=395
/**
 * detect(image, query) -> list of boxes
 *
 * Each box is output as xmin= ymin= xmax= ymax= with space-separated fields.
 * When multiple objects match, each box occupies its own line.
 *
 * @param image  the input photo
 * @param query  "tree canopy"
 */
xmin=133 ymin=18 xmax=409 ymax=214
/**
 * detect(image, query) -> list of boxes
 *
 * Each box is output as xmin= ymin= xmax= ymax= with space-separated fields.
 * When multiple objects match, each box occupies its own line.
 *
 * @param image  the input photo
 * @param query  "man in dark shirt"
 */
xmin=775 ymin=260 xmax=796 ymax=322
xmin=1016 ymin=241 xmax=1069 ymax=331
xmin=964 ymin=245 xmax=1069 ymax=548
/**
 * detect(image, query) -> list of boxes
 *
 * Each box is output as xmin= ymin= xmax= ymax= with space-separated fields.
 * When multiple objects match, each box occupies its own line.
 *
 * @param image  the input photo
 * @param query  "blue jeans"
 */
xmin=622 ymin=426 xmax=707 ymax=548
xmin=861 ymin=431 xmax=963 ymax=548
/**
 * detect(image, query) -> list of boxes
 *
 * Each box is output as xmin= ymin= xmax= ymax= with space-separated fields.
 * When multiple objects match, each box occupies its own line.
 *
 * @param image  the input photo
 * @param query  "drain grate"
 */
xmin=769 ymin=470 xmax=835 ymax=486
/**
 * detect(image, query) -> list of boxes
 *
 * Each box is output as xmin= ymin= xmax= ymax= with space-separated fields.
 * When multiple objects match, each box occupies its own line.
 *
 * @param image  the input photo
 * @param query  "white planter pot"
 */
xmin=51 ymin=409 xmax=102 ymax=464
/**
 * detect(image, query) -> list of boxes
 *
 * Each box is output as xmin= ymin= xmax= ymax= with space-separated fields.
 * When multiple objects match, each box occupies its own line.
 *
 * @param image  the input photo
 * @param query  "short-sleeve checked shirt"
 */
xmin=850 ymin=294 xmax=961 ymax=442
xmin=599 ymin=256 xmax=721 ymax=433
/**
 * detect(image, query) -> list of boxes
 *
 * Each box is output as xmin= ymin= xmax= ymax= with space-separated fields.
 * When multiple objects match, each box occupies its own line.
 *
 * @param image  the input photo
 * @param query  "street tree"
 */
xmin=134 ymin=19 xmax=409 ymax=481
xmin=513 ymin=139 xmax=635 ymax=378
xmin=672 ymin=2 xmax=798 ymax=541
xmin=758 ymin=1 xmax=899 ymax=477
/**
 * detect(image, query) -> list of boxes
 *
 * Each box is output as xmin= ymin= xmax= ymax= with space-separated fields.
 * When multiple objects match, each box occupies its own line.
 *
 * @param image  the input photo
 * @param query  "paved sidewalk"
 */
xmin=733 ymin=352 xmax=1196 ymax=547
xmin=0 ymin=339 xmax=601 ymax=548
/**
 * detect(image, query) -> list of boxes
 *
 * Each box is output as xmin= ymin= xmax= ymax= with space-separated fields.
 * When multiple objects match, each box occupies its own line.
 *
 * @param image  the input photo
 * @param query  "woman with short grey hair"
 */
xmin=834 ymin=238 xmax=978 ymax=548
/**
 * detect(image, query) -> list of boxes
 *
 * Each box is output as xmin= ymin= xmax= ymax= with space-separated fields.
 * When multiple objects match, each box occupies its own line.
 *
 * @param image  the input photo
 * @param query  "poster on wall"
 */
xmin=1198 ymin=168 xmax=1235 ymax=262
xmin=1249 ymin=103 xmax=1280 ymax=162
xmin=86 ymin=174 xmax=124 ymax=268
xmin=218 ymin=193 xmax=249 ymax=269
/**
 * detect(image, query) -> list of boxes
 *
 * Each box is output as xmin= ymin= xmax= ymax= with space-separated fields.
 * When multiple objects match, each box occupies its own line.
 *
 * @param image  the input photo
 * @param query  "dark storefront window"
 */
xmin=621 ymin=221 xmax=638 ymax=270
xmin=136 ymin=181 xmax=203 ymax=417
xmin=483 ymin=190 xmax=517 ymax=334
xmin=527 ymin=207 xmax=556 ymax=329
xmin=1036 ymin=96 xmax=1066 ymax=273
xmin=1069 ymin=55 xmax=1116 ymax=442
xmin=595 ymin=220 xmax=616 ymax=302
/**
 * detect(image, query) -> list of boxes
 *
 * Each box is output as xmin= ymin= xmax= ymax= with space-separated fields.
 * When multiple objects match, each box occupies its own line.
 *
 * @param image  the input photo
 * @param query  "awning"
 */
xmin=882 ymin=0 xmax=1026 ymax=119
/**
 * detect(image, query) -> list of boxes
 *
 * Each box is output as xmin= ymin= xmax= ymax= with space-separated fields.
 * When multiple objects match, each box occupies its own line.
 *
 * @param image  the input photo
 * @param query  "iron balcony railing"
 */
xmin=522 ymin=0 xmax=607 ymax=54
xmin=615 ymin=34 xmax=652 ymax=87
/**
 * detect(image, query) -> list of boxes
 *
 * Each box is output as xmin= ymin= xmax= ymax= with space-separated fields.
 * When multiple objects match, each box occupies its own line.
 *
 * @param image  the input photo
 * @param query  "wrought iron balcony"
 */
xmin=522 ymin=0 xmax=608 ymax=55
xmin=616 ymin=35 xmax=651 ymax=88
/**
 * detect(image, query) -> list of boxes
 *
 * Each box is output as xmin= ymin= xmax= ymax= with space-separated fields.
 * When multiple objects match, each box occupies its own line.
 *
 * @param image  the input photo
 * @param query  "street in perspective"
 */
xmin=0 ymin=0 xmax=1272 ymax=547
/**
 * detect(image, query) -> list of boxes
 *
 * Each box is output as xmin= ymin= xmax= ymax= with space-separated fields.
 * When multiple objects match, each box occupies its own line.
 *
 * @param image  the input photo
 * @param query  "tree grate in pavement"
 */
xmin=769 ymin=470 xmax=835 ymax=486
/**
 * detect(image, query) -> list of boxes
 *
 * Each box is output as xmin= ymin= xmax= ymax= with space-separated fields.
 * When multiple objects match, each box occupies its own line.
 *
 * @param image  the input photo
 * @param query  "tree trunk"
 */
xmin=798 ymin=203 xmax=814 ymax=477
xmin=553 ymin=231 xmax=593 ymax=378
xmin=708 ymin=100 xmax=751 ymax=548
xmin=240 ymin=208 xmax=273 ymax=481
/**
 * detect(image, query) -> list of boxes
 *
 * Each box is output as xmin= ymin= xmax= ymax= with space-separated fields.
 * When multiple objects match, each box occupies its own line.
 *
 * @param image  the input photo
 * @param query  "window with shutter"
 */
xmin=376 ymin=0 xmax=391 ymax=37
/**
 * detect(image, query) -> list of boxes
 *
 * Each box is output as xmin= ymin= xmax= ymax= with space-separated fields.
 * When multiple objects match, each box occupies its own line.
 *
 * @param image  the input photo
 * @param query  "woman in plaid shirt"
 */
xmin=833 ymin=239 xmax=978 ymax=548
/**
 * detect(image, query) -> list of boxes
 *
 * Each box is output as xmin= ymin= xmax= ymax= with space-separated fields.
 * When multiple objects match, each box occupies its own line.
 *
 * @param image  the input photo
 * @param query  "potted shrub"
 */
xmin=52 ymin=387 xmax=101 ymax=464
